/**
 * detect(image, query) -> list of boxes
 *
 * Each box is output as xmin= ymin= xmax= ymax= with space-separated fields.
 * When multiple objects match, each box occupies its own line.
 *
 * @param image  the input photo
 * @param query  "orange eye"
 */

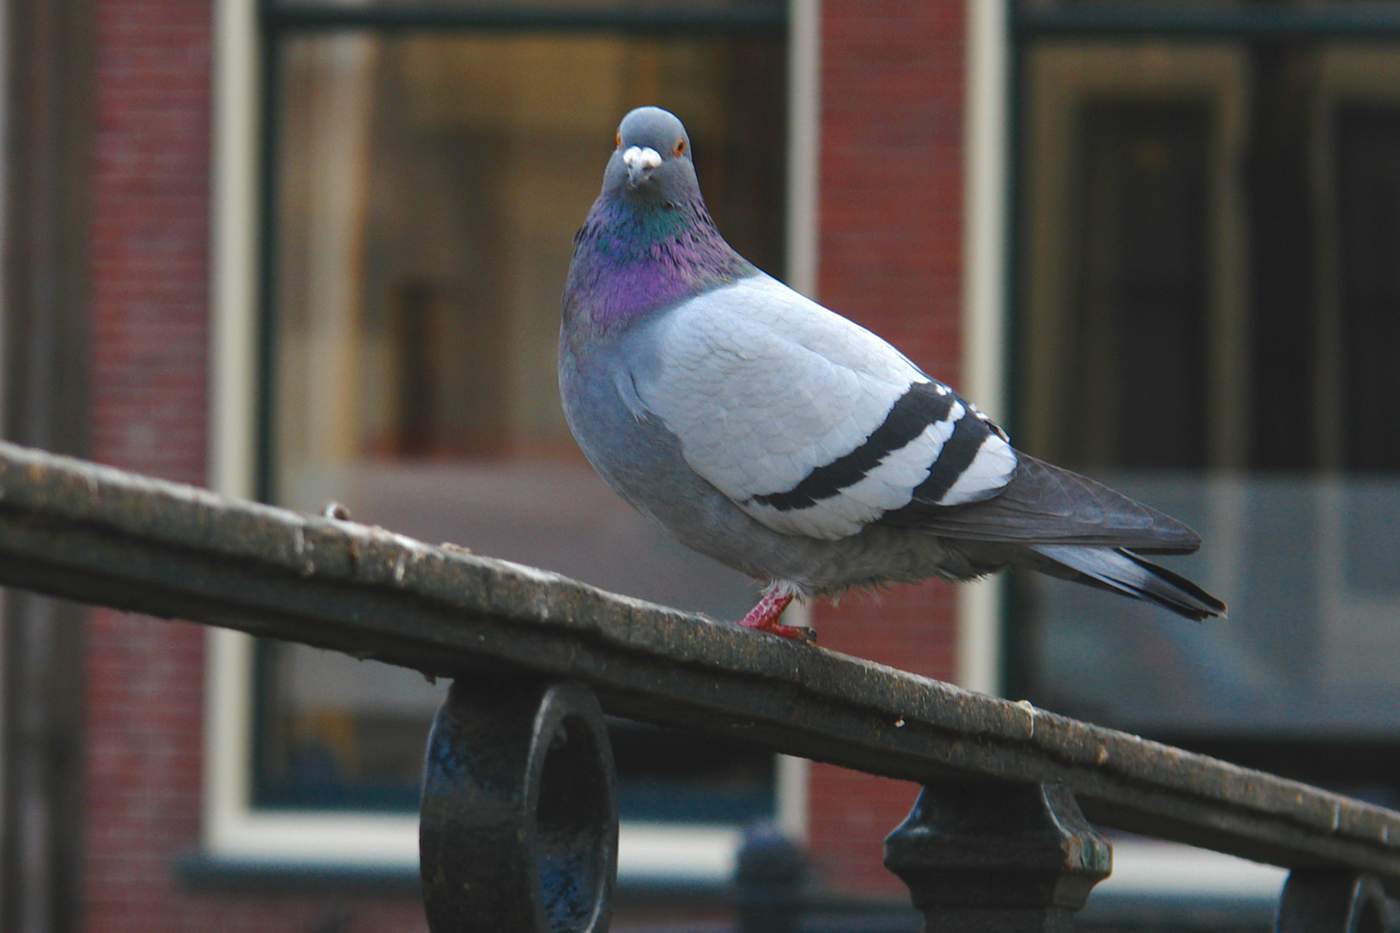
xmin=615 ymin=131 xmax=622 ymax=149
xmin=673 ymin=138 xmax=687 ymax=157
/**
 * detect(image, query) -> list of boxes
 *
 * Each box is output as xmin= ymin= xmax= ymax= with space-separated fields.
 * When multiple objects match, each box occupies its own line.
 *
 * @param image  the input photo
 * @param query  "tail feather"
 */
xmin=1031 ymin=544 xmax=1227 ymax=622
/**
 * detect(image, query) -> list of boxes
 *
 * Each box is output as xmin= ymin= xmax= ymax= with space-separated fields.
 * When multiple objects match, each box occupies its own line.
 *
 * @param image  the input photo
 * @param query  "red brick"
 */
xmin=811 ymin=0 xmax=966 ymax=896
xmin=80 ymin=2 xmax=420 ymax=928
xmin=78 ymin=0 xmax=972 ymax=922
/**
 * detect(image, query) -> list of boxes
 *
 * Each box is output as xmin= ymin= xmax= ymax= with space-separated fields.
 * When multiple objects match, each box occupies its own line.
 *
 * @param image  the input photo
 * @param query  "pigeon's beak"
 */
xmin=623 ymin=145 xmax=662 ymax=188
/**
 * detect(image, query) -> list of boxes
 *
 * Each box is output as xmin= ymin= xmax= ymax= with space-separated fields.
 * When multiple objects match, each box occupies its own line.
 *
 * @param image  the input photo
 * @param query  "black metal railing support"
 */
xmin=734 ymin=824 xmax=810 ymax=933
xmin=1276 ymin=870 xmax=1394 ymax=933
xmin=884 ymin=780 xmax=1112 ymax=932
xmin=420 ymin=678 xmax=618 ymax=933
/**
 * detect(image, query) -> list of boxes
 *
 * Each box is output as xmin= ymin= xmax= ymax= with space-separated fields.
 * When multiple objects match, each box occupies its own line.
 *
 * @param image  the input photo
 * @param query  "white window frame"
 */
xmin=0 ymin=0 xmax=9 ymax=885
xmin=955 ymin=0 xmax=1010 ymax=698
xmin=959 ymin=6 xmax=1282 ymax=902
xmin=205 ymin=0 xmax=817 ymax=877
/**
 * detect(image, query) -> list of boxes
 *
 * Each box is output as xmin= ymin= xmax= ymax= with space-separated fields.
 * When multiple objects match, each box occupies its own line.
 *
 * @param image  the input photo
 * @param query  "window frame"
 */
xmin=206 ymin=0 xmax=816 ymax=875
xmin=1002 ymin=0 xmax=1400 ymax=743
xmin=987 ymin=0 xmax=1400 ymax=906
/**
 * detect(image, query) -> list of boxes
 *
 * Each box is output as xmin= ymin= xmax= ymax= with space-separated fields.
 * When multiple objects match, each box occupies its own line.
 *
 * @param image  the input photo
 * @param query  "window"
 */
xmin=1010 ymin=6 xmax=1400 ymax=812
xmin=218 ymin=1 xmax=795 ymax=870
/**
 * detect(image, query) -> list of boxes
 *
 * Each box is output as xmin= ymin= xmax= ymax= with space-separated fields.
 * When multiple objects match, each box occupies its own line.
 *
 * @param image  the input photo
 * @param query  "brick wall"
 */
xmin=79 ymin=0 xmax=968 ymax=922
xmin=83 ymin=2 xmax=426 ymax=929
xmin=810 ymin=0 xmax=967 ymax=896
xmin=86 ymin=0 xmax=212 ymax=925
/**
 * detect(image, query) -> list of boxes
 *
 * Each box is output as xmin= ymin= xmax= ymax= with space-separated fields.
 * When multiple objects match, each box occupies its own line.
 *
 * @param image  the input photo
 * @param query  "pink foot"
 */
xmin=738 ymin=590 xmax=815 ymax=643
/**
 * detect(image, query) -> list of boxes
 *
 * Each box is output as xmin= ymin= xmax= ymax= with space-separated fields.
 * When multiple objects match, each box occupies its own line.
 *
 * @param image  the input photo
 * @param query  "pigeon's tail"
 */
xmin=1030 ymin=544 xmax=1227 ymax=623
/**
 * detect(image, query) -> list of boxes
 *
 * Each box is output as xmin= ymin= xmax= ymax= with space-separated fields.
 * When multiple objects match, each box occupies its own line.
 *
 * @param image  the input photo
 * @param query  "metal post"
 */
xmin=1277 ymin=871 xmax=1394 ymax=933
xmin=884 ymin=780 xmax=1111 ymax=932
xmin=735 ymin=824 xmax=809 ymax=933
xmin=419 ymin=678 xmax=618 ymax=933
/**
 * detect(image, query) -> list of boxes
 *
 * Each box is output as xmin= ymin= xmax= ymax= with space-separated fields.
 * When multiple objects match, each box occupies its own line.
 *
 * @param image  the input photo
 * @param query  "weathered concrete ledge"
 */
xmin=1 ymin=440 xmax=1397 ymax=889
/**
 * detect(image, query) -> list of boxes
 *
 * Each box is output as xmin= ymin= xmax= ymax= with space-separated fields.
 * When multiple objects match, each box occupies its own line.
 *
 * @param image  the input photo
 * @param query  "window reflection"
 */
xmin=1013 ymin=42 xmax=1400 ymax=808
xmin=259 ymin=31 xmax=786 ymax=815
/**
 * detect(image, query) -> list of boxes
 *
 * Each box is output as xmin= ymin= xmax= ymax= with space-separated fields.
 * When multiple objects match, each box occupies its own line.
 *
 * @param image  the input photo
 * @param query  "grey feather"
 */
xmin=879 ymin=453 xmax=1201 ymax=553
xmin=1027 ymin=545 xmax=1227 ymax=622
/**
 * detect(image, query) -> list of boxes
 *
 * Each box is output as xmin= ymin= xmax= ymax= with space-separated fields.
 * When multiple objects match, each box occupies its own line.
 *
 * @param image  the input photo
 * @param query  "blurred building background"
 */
xmin=3 ymin=1 xmax=1400 ymax=930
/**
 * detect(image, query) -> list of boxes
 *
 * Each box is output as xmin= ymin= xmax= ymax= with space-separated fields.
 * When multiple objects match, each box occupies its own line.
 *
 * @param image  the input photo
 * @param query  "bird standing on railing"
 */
xmin=559 ymin=106 xmax=1226 ymax=642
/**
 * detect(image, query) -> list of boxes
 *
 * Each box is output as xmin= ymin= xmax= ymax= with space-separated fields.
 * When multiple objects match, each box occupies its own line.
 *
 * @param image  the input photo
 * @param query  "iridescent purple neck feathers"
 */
xmin=563 ymin=195 xmax=754 ymax=341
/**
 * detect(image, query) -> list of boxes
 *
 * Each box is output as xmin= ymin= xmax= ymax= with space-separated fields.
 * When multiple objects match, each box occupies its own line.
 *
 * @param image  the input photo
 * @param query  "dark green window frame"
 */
xmin=1003 ymin=0 xmax=1400 ymax=796
xmin=249 ymin=0 xmax=789 ymax=817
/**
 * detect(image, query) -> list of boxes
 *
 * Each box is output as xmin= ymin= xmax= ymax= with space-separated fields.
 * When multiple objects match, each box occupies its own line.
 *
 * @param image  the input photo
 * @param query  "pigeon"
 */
xmin=559 ymin=106 xmax=1226 ymax=642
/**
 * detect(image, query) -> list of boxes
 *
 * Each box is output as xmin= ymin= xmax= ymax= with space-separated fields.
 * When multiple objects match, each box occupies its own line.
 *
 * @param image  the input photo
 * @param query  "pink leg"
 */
xmin=738 ymin=590 xmax=815 ymax=643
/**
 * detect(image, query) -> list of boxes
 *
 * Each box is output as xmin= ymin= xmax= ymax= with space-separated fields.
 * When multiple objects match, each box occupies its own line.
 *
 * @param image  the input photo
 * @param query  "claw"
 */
xmin=738 ymin=590 xmax=816 ymax=643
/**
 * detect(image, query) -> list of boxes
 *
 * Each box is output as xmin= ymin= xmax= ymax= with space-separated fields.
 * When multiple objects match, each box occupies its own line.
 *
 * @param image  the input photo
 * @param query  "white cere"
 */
xmin=623 ymin=146 xmax=663 ymax=171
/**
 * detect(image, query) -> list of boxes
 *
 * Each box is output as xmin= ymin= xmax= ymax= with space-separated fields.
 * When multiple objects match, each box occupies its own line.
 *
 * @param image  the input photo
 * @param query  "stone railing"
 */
xmin=0 ymin=441 xmax=1396 ymax=932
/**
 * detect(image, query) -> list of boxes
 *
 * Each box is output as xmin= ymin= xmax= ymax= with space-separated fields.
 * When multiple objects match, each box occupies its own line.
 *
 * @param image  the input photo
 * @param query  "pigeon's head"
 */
xmin=602 ymin=106 xmax=698 ymax=204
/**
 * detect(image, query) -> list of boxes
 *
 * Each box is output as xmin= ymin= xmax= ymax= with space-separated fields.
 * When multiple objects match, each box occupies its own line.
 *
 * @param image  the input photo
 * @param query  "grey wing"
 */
xmin=632 ymin=274 xmax=1020 ymax=541
xmin=878 ymin=452 xmax=1202 ymax=554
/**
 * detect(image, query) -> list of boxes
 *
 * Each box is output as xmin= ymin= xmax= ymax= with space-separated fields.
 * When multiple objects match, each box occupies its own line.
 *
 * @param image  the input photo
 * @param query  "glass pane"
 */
xmin=259 ymin=31 xmax=786 ymax=817
xmin=1016 ymin=0 xmax=1400 ymax=11
xmin=1336 ymin=104 xmax=1400 ymax=473
xmin=1015 ymin=476 xmax=1400 ymax=735
xmin=271 ymin=0 xmax=784 ymax=17
xmin=1013 ymin=42 xmax=1400 ymax=808
xmin=1063 ymin=100 xmax=1210 ymax=468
